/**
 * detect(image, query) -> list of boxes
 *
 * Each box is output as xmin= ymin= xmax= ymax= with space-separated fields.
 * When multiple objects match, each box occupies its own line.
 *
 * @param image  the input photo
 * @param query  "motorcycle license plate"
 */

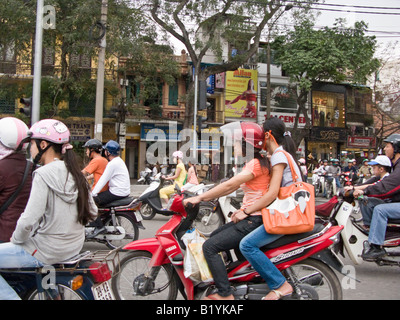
xmin=92 ymin=280 xmax=115 ymax=300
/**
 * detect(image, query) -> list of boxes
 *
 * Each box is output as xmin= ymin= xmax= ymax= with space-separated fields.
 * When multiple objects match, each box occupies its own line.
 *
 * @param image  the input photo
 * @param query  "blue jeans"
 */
xmin=359 ymin=197 xmax=386 ymax=226
xmin=0 ymin=242 xmax=44 ymax=300
xmin=369 ymin=202 xmax=400 ymax=245
xmin=239 ymin=225 xmax=286 ymax=290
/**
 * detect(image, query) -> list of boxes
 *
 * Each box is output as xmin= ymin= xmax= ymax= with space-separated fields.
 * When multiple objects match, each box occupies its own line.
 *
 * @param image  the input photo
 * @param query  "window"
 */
xmin=168 ymin=80 xmax=178 ymax=106
xmin=312 ymin=91 xmax=345 ymax=128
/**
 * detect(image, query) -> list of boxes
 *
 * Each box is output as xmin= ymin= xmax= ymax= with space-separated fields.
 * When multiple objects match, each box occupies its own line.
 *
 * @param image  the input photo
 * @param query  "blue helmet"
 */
xmin=104 ymin=140 xmax=120 ymax=156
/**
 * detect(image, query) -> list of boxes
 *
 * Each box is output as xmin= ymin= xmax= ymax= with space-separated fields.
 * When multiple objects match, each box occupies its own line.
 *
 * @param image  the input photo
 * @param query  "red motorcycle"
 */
xmin=111 ymin=185 xmax=345 ymax=300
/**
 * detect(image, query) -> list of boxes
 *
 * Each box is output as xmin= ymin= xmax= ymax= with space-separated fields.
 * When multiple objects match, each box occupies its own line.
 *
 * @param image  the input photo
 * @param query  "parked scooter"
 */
xmin=85 ymin=197 xmax=144 ymax=249
xmin=111 ymin=186 xmax=345 ymax=300
xmin=1 ymin=249 xmax=119 ymax=300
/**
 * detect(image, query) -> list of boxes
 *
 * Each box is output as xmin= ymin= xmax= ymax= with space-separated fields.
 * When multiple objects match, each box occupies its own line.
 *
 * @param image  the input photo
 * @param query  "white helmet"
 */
xmin=0 ymin=117 xmax=30 ymax=151
xmin=172 ymin=150 xmax=183 ymax=159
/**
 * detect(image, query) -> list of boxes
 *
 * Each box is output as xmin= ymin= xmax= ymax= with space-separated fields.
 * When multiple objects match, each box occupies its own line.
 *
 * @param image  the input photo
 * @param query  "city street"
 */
xmin=83 ymin=183 xmax=400 ymax=300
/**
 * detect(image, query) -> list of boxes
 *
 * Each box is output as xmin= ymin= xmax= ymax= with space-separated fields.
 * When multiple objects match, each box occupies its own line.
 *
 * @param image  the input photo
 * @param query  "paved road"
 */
xmin=84 ymin=184 xmax=400 ymax=300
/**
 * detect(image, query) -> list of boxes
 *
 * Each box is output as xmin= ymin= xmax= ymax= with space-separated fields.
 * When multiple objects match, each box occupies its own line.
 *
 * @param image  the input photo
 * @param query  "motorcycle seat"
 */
xmin=261 ymin=223 xmax=326 ymax=251
xmin=388 ymin=219 xmax=400 ymax=224
xmin=101 ymin=197 xmax=135 ymax=208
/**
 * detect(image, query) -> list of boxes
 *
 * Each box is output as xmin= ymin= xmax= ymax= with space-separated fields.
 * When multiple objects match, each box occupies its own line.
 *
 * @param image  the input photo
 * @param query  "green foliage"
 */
xmin=272 ymin=19 xmax=380 ymax=90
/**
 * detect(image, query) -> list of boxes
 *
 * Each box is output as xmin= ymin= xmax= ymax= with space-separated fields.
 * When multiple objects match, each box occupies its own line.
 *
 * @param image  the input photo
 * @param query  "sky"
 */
xmin=313 ymin=0 xmax=400 ymax=58
xmin=171 ymin=0 xmax=400 ymax=59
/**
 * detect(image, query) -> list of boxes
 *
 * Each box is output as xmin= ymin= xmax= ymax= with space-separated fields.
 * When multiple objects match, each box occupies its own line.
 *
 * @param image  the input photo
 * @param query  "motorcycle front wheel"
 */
xmin=104 ymin=213 xmax=139 ymax=249
xmin=288 ymin=258 xmax=342 ymax=300
xmin=139 ymin=203 xmax=156 ymax=220
xmin=112 ymin=251 xmax=178 ymax=300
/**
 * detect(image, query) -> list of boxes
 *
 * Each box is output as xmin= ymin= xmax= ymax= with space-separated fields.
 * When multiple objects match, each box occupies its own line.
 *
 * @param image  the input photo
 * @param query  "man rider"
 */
xmin=354 ymin=134 xmax=400 ymax=261
xmin=92 ymin=140 xmax=130 ymax=205
xmin=89 ymin=140 xmax=130 ymax=237
xmin=81 ymin=139 xmax=108 ymax=193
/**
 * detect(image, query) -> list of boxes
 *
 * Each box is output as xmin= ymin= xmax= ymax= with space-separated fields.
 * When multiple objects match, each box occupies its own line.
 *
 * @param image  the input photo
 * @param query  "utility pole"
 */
xmin=94 ymin=0 xmax=108 ymax=141
xmin=32 ymin=0 xmax=44 ymax=125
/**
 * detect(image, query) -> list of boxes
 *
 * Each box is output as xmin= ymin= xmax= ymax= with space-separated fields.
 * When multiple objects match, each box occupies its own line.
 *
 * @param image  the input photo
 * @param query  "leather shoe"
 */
xmin=361 ymin=241 xmax=386 ymax=261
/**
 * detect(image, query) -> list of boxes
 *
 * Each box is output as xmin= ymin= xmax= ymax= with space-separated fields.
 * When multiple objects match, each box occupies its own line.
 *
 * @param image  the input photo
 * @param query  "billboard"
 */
xmin=225 ymin=68 xmax=258 ymax=118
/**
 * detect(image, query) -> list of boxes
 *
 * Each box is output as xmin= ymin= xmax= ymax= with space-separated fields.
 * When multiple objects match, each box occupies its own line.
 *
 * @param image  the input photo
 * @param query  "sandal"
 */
xmin=262 ymin=289 xmax=293 ymax=300
xmin=203 ymin=293 xmax=234 ymax=300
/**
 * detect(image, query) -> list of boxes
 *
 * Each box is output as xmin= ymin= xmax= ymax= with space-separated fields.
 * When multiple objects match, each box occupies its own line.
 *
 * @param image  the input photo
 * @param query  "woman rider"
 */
xmin=239 ymin=117 xmax=303 ymax=300
xmin=0 ymin=119 xmax=97 ymax=300
xmin=184 ymin=121 xmax=270 ymax=300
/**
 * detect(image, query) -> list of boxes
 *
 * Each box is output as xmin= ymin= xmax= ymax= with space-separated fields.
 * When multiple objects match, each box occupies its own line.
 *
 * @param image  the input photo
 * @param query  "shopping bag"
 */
xmin=262 ymin=150 xmax=315 ymax=234
xmin=182 ymin=228 xmax=213 ymax=282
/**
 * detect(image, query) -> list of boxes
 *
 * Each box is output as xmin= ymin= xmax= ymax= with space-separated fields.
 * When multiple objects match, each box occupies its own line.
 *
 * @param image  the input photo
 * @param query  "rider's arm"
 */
xmin=197 ymin=170 xmax=254 ymax=202
xmin=11 ymin=174 xmax=49 ymax=244
xmin=363 ymin=169 xmax=400 ymax=199
xmin=239 ymin=163 xmax=285 ymax=214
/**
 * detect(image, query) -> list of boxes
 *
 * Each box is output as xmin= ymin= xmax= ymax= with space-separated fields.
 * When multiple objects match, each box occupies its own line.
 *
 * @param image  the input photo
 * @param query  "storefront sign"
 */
xmin=347 ymin=136 xmax=376 ymax=149
xmin=269 ymin=112 xmax=307 ymax=128
xmin=310 ymin=127 xmax=346 ymax=142
xmin=66 ymin=122 xmax=92 ymax=142
xmin=141 ymin=123 xmax=183 ymax=141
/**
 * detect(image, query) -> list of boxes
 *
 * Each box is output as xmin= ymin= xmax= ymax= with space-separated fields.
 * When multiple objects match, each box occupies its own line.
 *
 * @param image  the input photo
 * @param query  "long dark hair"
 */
xmin=263 ymin=117 xmax=302 ymax=179
xmin=51 ymin=143 xmax=95 ymax=225
xmin=242 ymin=141 xmax=270 ymax=170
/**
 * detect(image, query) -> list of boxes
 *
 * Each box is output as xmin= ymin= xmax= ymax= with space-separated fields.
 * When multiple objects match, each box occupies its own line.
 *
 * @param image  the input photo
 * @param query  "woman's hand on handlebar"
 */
xmin=183 ymin=196 xmax=202 ymax=207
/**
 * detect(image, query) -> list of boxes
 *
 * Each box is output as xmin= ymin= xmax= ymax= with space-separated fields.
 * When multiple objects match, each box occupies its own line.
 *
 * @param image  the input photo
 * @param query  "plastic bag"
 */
xmin=182 ymin=228 xmax=213 ymax=282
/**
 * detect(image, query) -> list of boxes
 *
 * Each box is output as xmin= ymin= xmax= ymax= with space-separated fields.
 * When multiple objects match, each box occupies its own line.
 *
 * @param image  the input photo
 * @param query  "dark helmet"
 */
xmin=384 ymin=134 xmax=400 ymax=154
xmin=83 ymin=139 xmax=103 ymax=153
xmin=103 ymin=140 xmax=120 ymax=156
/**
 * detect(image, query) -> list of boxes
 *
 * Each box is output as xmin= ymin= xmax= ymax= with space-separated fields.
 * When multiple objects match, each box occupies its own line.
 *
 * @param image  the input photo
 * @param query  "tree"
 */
xmin=147 ymin=0 xmax=316 ymax=128
xmin=0 ymin=0 xmax=179 ymax=119
xmin=272 ymin=19 xmax=380 ymax=146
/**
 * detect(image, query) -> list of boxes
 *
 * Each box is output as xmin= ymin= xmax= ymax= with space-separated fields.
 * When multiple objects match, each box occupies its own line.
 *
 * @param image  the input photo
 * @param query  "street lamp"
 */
xmin=266 ymin=4 xmax=293 ymax=119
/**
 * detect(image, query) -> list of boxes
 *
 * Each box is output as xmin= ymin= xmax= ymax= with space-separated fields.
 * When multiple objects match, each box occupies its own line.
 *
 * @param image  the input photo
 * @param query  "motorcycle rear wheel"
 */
xmin=112 ymin=251 xmax=178 ymax=300
xmin=289 ymin=258 xmax=342 ymax=300
xmin=104 ymin=213 xmax=139 ymax=249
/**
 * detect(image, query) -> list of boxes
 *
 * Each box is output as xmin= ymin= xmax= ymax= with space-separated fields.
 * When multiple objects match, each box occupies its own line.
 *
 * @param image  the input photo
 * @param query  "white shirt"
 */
xmin=92 ymin=156 xmax=131 ymax=197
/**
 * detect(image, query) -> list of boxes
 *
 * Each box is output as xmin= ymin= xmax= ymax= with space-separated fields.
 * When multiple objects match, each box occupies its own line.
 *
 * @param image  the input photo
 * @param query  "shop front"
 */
xmin=308 ymin=127 xmax=347 ymax=161
xmin=308 ymin=84 xmax=347 ymax=162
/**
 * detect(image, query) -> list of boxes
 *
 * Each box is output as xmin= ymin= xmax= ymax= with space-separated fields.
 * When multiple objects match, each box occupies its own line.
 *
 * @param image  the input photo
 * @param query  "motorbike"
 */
xmin=137 ymin=167 xmax=153 ymax=185
xmin=85 ymin=197 xmax=144 ymax=249
xmin=339 ymin=172 xmax=358 ymax=187
xmin=324 ymin=173 xmax=335 ymax=198
xmin=321 ymin=190 xmax=400 ymax=267
xmin=111 ymin=186 xmax=345 ymax=300
xmin=1 ymin=249 xmax=119 ymax=300
xmin=139 ymin=177 xmax=214 ymax=224
xmin=313 ymin=173 xmax=325 ymax=197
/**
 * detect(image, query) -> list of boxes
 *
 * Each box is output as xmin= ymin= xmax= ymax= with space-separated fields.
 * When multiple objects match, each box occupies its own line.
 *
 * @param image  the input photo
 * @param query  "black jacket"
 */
xmin=364 ymin=158 xmax=400 ymax=202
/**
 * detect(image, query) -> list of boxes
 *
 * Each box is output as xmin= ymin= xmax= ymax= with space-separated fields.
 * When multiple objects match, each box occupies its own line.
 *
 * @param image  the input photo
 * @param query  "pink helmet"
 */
xmin=30 ymin=119 xmax=71 ymax=144
xmin=0 ymin=117 xmax=30 ymax=150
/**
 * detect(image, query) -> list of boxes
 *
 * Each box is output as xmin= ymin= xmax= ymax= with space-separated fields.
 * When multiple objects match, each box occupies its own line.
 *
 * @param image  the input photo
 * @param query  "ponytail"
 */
xmin=263 ymin=117 xmax=303 ymax=181
xmin=53 ymin=143 xmax=96 ymax=225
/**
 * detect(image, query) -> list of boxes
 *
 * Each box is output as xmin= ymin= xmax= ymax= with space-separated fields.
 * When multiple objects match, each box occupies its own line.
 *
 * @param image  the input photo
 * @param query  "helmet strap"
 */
xmin=33 ymin=140 xmax=52 ymax=165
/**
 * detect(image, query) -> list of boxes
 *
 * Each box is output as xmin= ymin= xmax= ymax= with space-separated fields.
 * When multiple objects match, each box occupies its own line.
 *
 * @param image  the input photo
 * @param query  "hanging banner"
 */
xmin=225 ymin=69 xmax=258 ymax=118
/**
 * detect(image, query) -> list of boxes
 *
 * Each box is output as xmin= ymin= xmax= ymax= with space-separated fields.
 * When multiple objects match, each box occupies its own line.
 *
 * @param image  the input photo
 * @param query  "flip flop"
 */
xmin=261 ymin=289 xmax=292 ymax=300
